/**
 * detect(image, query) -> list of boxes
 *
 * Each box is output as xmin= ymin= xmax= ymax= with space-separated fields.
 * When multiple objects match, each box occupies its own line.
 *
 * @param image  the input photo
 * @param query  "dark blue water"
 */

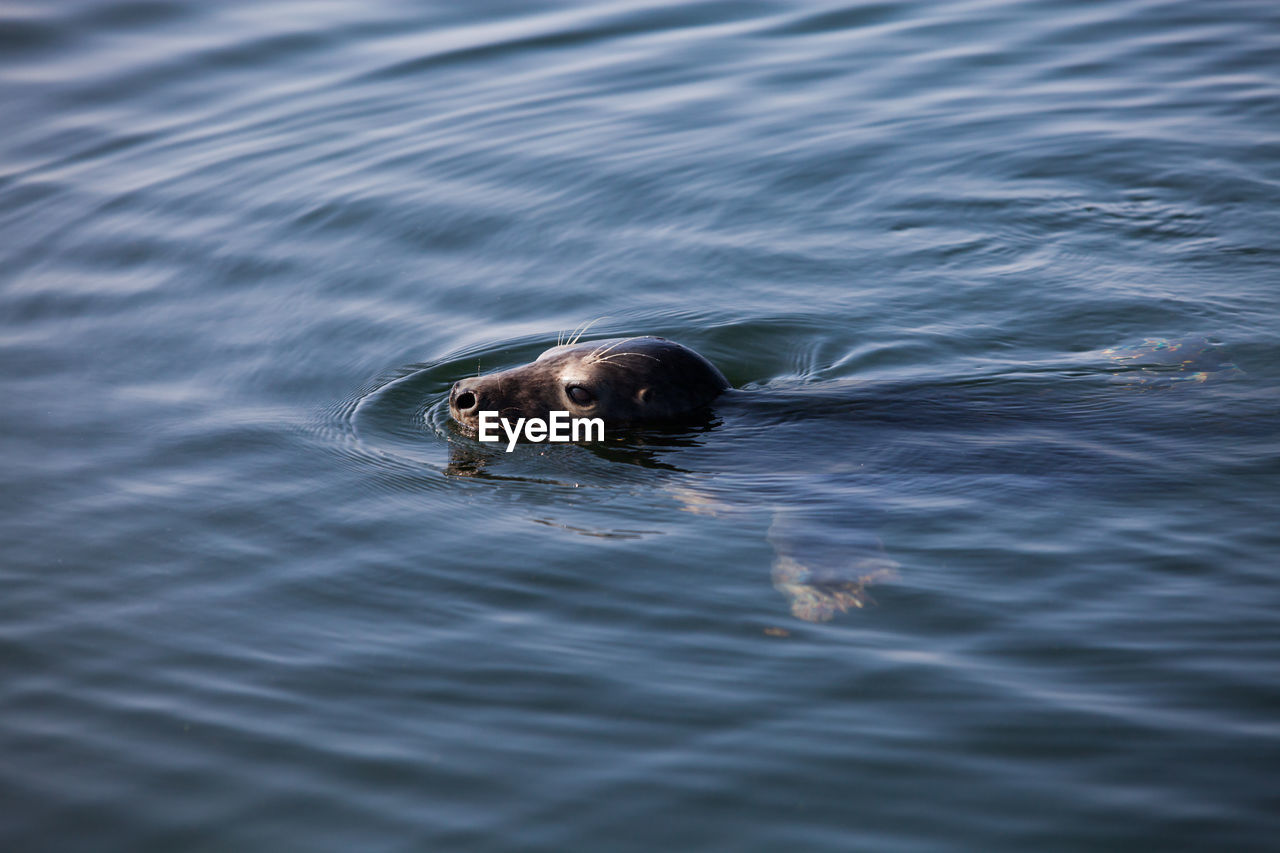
xmin=3 ymin=1 xmax=1279 ymax=850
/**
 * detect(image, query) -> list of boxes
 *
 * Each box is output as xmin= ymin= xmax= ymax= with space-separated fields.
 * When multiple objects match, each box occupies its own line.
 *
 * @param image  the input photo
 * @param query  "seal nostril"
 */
xmin=455 ymin=390 xmax=477 ymax=411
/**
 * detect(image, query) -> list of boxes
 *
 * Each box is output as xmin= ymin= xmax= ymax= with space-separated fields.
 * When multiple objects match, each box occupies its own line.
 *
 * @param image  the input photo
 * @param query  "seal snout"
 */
xmin=449 ymin=380 xmax=482 ymax=426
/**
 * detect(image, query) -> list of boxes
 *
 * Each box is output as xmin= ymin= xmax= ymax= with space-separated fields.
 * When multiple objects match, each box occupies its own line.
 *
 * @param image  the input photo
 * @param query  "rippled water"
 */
xmin=3 ymin=1 xmax=1278 ymax=850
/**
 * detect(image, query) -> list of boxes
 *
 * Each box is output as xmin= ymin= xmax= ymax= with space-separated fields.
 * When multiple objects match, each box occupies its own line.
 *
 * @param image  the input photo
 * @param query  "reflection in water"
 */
xmin=443 ymin=412 xmax=719 ymax=478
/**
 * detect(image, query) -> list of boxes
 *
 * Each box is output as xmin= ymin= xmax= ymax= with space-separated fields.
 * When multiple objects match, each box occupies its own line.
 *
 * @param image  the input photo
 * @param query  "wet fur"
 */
xmin=449 ymin=336 xmax=730 ymax=435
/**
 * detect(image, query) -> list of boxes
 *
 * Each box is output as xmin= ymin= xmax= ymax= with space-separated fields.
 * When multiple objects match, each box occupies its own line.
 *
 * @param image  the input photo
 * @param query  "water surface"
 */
xmin=3 ymin=1 xmax=1278 ymax=850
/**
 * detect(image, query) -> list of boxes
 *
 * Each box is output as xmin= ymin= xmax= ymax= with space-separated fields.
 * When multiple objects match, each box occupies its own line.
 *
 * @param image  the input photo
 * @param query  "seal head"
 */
xmin=449 ymin=336 xmax=730 ymax=436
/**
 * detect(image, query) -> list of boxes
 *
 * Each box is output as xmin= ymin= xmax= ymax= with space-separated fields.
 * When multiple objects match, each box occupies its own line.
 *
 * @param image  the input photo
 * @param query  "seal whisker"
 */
xmin=568 ymin=317 xmax=608 ymax=347
xmin=588 ymin=338 xmax=625 ymax=359
xmin=586 ymin=337 xmax=638 ymax=362
xmin=591 ymin=351 xmax=662 ymax=366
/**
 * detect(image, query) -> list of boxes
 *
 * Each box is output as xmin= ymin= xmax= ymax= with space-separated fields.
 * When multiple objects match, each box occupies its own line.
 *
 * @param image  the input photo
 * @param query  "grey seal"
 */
xmin=443 ymin=333 xmax=1241 ymax=622
xmin=448 ymin=336 xmax=730 ymax=436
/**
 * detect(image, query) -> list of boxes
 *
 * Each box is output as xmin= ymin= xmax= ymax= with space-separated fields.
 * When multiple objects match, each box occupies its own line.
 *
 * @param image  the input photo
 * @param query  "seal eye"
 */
xmin=566 ymin=385 xmax=594 ymax=406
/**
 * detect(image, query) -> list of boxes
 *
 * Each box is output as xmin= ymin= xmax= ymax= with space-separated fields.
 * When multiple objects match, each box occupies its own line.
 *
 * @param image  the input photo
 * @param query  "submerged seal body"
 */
xmin=449 ymin=336 xmax=730 ymax=436
xmin=443 ymin=332 xmax=1241 ymax=622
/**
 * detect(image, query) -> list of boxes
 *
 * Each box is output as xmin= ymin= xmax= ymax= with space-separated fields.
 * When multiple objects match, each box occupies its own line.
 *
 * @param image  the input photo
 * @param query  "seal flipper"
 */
xmin=771 ymin=554 xmax=898 ymax=622
xmin=767 ymin=511 xmax=899 ymax=622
